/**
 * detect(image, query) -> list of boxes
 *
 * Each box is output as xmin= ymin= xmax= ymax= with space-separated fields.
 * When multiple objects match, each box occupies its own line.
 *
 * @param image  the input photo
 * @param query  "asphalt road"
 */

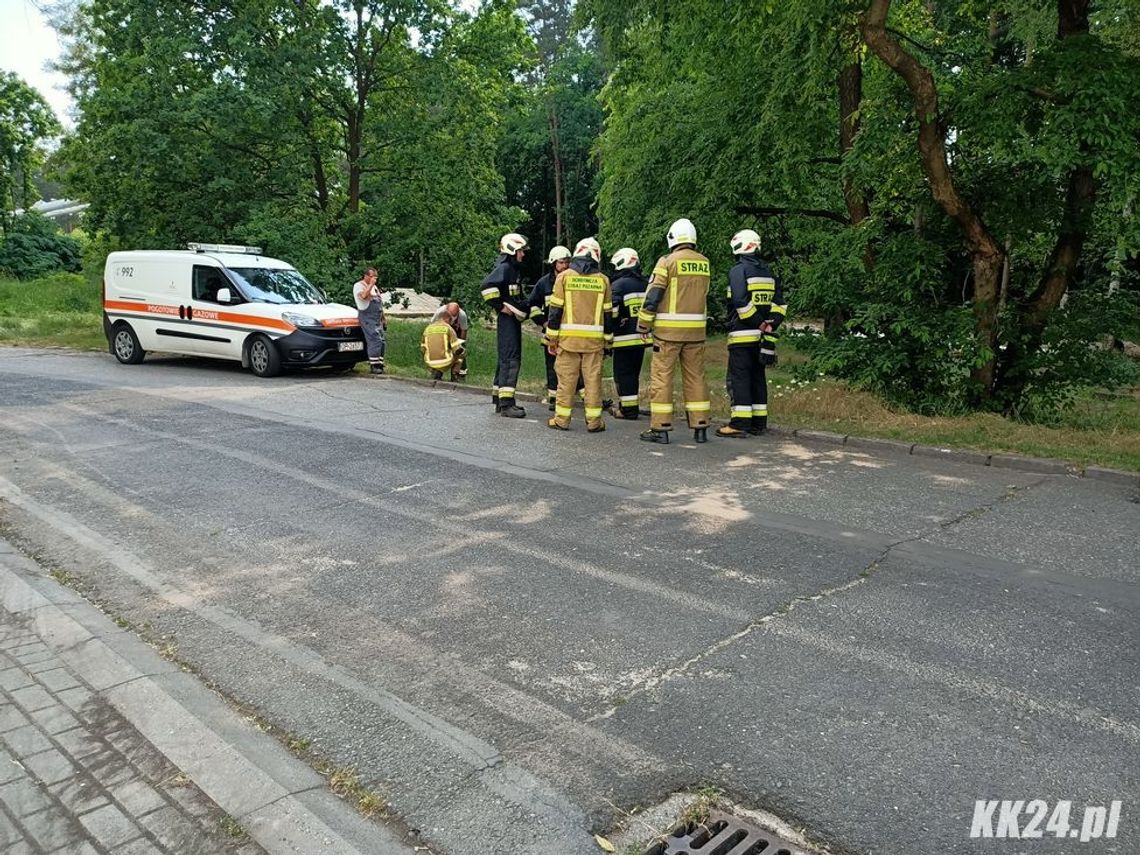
xmin=0 ymin=347 xmax=1136 ymax=855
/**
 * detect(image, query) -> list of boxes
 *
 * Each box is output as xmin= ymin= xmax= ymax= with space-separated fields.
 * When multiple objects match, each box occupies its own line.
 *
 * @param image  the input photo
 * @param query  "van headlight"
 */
xmin=282 ymin=312 xmax=321 ymax=328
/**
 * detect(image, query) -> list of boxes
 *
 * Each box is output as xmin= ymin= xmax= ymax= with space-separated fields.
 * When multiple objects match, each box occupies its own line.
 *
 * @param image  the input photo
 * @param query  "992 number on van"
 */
xmin=117 ymin=266 xmax=134 ymax=277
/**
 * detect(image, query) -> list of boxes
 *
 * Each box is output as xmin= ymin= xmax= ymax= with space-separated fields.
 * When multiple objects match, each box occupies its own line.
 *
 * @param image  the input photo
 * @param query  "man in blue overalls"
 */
xmin=353 ymin=267 xmax=386 ymax=374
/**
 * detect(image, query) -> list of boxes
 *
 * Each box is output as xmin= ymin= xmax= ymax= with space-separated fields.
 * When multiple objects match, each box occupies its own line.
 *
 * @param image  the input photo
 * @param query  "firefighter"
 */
xmin=637 ymin=218 xmax=712 ymax=444
xmin=430 ymin=302 xmax=469 ymax=378
xmin=609 ymin=247 xmax=649 ymax=419
xmin=481 ymin=233 xmax=529 ymax=418
xmin=545 ymin=237 xmax=613 ymax=433
xmin=420 ymin=316 xmax=465 ymax=382
xmin=717 ymin=229 xmax=787 ymax=437
xmin=528 ymin=245 xmax=577 ymax=411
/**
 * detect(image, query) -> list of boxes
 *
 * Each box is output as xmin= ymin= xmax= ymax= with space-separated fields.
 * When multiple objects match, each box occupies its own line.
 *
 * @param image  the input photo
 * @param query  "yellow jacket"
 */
xmin=638 ymin=247 xmax=711 ymax=343
xmin=421 ymin=322 xmax=462 ymax=369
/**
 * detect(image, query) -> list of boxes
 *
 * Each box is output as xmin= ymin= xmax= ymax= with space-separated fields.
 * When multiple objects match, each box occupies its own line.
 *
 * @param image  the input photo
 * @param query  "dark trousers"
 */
xmin=494 ymin=315 xmax=522 ymax=407
xmin=358 ymin=302 xmax=385 ymax=366
xmin=544 ymin=349 xmax=582 ymax=402
xmin=612 ymin=346 xmax=645 ymax=417
xmin=727 ymin=344 xmax=767 ymax=430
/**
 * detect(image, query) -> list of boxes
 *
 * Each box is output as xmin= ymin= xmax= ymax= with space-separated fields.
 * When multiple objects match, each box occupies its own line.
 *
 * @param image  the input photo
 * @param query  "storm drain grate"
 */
xmin=643 ymin=809 xmax=814 ymax=855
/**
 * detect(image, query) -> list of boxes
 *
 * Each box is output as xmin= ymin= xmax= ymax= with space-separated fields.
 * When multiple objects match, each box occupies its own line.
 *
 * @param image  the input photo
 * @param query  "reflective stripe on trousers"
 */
xmin=647 ymin=340 xmax=709 ymax=430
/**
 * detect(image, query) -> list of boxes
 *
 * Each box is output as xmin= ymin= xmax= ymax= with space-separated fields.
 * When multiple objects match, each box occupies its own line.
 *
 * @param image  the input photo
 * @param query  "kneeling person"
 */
xmin=546 ymin=237 xmax=612 ymax=432
xmin=421 ymin=318 xmax=465 ymax=382
xmin=431 ymin=302 xmax=469 ymax=378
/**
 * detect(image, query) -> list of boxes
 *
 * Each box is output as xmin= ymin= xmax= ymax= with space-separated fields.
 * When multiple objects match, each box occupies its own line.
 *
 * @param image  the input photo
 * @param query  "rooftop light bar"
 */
xmin=187 ymin=243 xmax=263 ymax=254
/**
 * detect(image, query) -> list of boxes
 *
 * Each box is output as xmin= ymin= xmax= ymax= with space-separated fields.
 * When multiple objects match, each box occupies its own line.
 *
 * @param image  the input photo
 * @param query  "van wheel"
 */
xmin=248 ymin=335 xmax=281 ymax=378
xmin=111 ymin=323 xmax=145 ymax=365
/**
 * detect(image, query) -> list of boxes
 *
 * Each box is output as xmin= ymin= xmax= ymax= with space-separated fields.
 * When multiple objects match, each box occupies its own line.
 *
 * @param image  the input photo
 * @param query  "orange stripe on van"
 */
xmin=103 ymin=300 xmax=295 ymax=332
xmin=320 ymin=317 xmax=360 ymax=327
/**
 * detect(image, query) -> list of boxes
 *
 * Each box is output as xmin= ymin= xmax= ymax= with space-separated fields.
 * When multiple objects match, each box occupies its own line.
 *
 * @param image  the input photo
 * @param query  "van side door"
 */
xmin=183 ymin=264 xmax=242 ymax=359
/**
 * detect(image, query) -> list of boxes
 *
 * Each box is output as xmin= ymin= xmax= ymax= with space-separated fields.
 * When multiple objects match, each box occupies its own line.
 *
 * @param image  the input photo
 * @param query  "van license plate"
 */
xmin=338 ymin=341 xmax=364 ymax=352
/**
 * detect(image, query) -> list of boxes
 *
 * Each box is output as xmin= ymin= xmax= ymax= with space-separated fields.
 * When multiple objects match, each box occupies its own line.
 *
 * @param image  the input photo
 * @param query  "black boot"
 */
xmin=749 ymin=417 xmax=768 ymax=436
xmin=639 ymin=429 xmax=670 ymax=444
xmin=500 ymin=403 xmax=526 ymax=418
xmin=693 ymin=428 xmax=708 ymax=443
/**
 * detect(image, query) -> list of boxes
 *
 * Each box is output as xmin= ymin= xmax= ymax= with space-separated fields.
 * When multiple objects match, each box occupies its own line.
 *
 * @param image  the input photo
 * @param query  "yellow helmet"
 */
xmin=547 ymin=245 xmax=571 ymax=264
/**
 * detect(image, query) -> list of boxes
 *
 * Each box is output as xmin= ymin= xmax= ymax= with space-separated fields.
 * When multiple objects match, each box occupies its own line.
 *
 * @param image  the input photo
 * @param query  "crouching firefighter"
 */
xmin=481 ymin=233 xmax=529 ymax=418
xmin=638 ymin=218 xmax=712 ymax=444
xmin=717 ymin=228 xmax=787 ymax=437
xmin=420 ymin=318 xmax=465 ymax=382
xmin=528 ymin=245 xmax=580 ymax=411
xmin=609 ymin=247 xmax=649 ymax=419
xmin=545 ymin=237 xmax=613 ymax=433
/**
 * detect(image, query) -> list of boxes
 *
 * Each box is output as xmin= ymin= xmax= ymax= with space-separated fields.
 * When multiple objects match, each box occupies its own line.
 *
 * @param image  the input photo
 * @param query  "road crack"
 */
xmin=588 ymin=483 xmax=1041 ymax=720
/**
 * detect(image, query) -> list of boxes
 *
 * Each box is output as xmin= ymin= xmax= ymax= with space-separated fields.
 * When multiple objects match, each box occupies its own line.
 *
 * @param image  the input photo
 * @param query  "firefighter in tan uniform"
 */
xmin=420 ymin=319 xmax=464 ymax=382
xmin=544 ymin=237 xmax=613 ymax=433
xmin=637 ymin=218 xmax=712 ymax=444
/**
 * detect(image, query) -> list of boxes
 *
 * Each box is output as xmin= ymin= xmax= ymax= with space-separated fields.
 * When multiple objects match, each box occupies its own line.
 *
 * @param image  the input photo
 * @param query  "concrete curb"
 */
xmin=0 ymin=540 xmax=411 ymax=855
xmin=365 ymin=373 xmax=1138 ymax=486
xmin=359 ymin=373 xmax=1140 ymax=488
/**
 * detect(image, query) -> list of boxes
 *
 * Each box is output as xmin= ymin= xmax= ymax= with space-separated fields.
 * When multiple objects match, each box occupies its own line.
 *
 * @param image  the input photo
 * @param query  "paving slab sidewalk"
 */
xmin=0 ymin=538 xmax=411 ymax=855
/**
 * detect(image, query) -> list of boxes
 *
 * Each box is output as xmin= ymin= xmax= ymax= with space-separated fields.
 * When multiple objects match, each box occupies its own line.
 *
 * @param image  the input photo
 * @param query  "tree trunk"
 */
xmin=347 ymin=107 xmax=363 ymax=215
xmin=299 ymin=108 xmax=329 ymax=212
xmin=832 ymin=32 xmax=871 ymax=337
xmin=994 ymin=0 xmax=1096 ymax=407
xmin=861 ymin=0 xmax=1005 ymax=403
xmin=547 ymin=103 xmax=564 ymax=245
xmin=838 ymin=52 xmax=869 ymax=229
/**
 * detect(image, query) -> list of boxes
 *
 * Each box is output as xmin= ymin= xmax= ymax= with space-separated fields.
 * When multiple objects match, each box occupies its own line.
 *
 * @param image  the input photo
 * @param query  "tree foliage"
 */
xmin=0 ymin=212 xmax=83 ymax=279
xmin=498 ymin=0 xmax=604 ymax=279
xmin=583 ymin=0 xmax=1140 ymax=415
xmin=54 ymin=0 xmax=529 ymax=306
xmin=0 ymin=72 xmax=61 ymax=231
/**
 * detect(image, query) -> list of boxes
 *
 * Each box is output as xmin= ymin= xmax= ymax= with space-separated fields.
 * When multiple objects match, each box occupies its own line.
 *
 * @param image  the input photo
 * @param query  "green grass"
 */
xmin=382 ymin=319 xmax=1140 ymax=472
xmin=0 ymin=271 xmax=106 ymax=349
xmin=3 ymin=272 xmax=1137 ymax=472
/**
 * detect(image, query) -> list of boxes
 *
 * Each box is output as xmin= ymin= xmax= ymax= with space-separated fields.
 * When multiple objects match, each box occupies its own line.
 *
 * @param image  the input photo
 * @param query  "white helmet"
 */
xmin=611 ymin=248 xmax=639 ymax=271
xmin=499 ymin=232 xmax=528 ymax=254
xmin=667 ymin=218 xmax=697 ymax=248
xmin=730 ymin=228 xmax=761 ymax=255
xmin=547 ymin=245 xmax=571 ymax=264
xmin=573 ymin=237 xmax=601 ymax=263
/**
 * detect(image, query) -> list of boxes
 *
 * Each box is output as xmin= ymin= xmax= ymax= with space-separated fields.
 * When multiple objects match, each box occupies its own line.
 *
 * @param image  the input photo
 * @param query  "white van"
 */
xmin=102 ymin=244 xmax=366 ymax=377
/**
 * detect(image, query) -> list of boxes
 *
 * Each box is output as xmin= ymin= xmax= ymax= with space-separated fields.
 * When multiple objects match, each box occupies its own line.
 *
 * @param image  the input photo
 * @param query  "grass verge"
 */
xmin=0 ymin=271 xmax=106 ymax=349
xmin=3 ymin=271 xmax=1137 ymax=472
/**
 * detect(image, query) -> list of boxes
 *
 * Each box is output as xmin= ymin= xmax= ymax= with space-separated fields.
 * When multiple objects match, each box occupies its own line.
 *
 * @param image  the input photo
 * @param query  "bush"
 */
xmin=0 ymin=212 xmax=83 ymax=279
xmin=1007 ymin=287 xmax=1140 ymax=422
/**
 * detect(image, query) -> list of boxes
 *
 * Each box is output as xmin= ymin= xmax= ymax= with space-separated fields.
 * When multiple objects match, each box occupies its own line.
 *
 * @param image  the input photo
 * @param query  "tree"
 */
xmin=52 ymin=0 xmax=529 ymax=300
xmin=498 ymin=1 xmax=604 ymax=275
xmin=583 ymin=0 xmax=1140 ymax=416
xmin=0 ymin=73 xmax=61 ymax=232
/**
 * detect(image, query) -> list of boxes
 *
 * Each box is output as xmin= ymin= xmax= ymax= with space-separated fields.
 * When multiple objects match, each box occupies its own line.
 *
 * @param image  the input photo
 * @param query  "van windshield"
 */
xmin=228 ymin=267 xmax=327 ymax=305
